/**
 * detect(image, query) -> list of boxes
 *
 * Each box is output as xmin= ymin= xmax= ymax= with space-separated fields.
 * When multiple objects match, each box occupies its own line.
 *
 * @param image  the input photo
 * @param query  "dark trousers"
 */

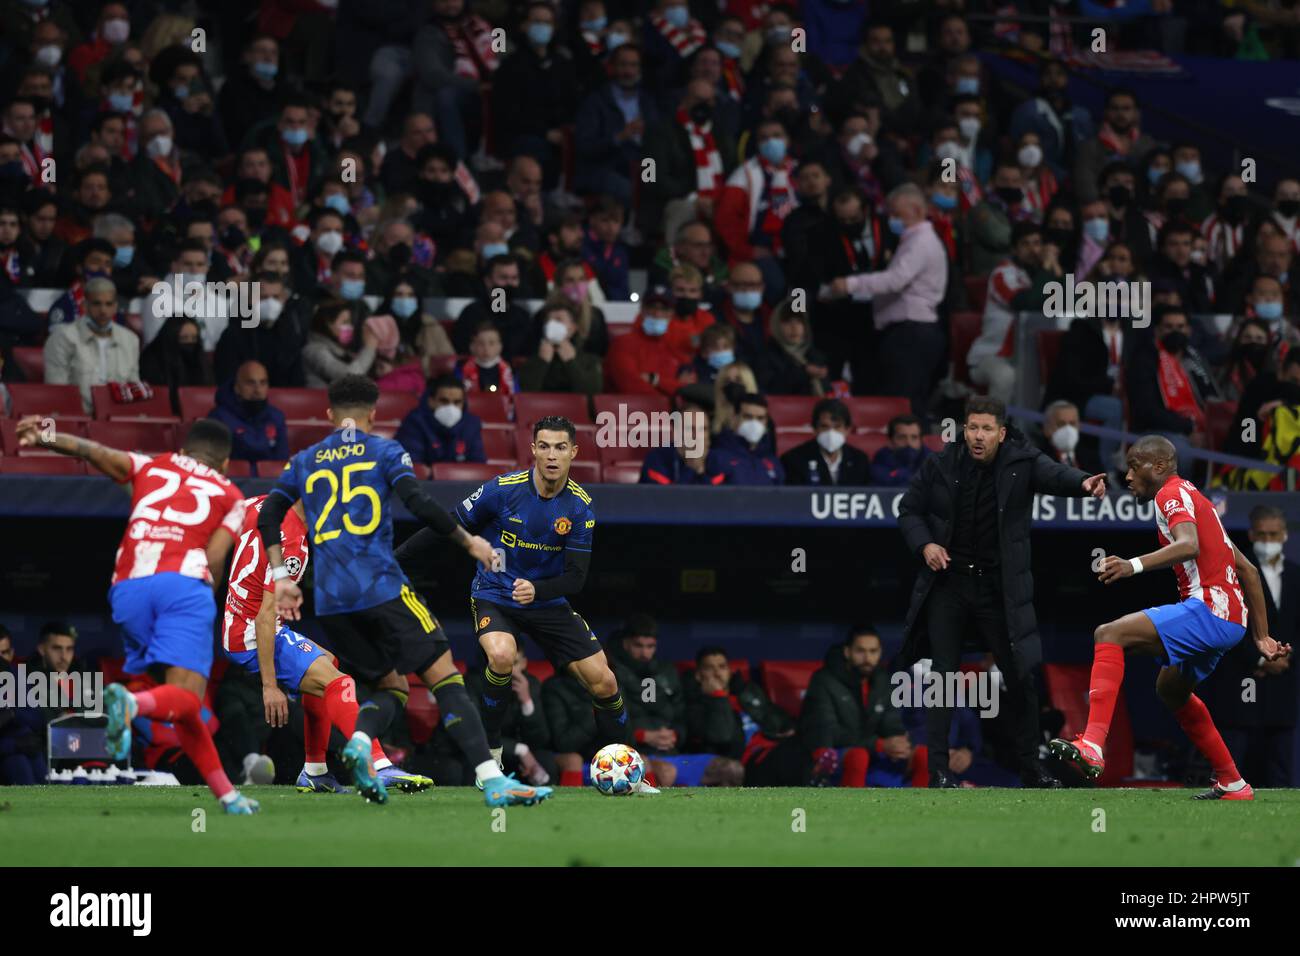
xmin=923 ymin=571 xmax=1039 ymax=773
xmin=1220 ymin=726 xmax=1296 ymax=788
xmin=875 ymin=320 xmax=945 ymax=421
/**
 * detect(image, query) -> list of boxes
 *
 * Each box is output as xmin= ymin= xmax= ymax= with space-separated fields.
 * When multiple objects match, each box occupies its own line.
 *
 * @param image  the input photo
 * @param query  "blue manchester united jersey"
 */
xmin=454 ymin=468 xmax=595 ymax=609
xmin=271 ymin=428 xmax=416 ymax=614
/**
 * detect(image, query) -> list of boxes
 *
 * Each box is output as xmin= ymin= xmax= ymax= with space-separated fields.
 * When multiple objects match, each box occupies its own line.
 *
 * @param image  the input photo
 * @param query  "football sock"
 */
xmin=430 ymin=673 xmax=493 ymax=766
xmin=1176 ymin=694 xmax=1241 ymax=782
xmin=559 ymin=769 xmax=584 ymax=787
xmin=303 ymin=693 xmax=331 ymax=764
xmin=322 ymin=675 xmax=358 ymax=738
xmin=304 ymin=762 xmax=328 ymax=776
xmin=134 ymin=684 xmax=199 ymax=722
xmin=372 ymin=736 xmax=391 ymax=770
xmin=478 ymin=667 xmax=514 ymax=749
xmin=1083 ymin=642 xmax=1125 ymax=752
xmin=911 ymin=744 xmax=930 ymax=788
xmin=841 ymin=747 xmax=869 ymax=787
xmin=168 ymin=690 xmax=234 ymax=800
xmin=592 ymin=691 xmax=629 ymax=744
xmin=355 ymin=685 xmax=405 ymax=741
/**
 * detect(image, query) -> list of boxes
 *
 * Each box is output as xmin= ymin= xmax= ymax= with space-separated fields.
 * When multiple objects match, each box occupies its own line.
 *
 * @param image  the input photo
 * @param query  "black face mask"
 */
xmin=388 ymin=242 xmax=412 ymax=267
xmin=220 ymin=225 xmax=246 ymax=249
xmin=722 ymin=381 xmax=747 ymax=408
xmin=1279 ymin=380 xmax=1300 ymax=406
xmin=1161 ymin=331 xmax=1189 ymax=354
xmin=675 ymin=297 xmax=698 ymax=317
xmin=995 ymin=186 xmax=1024 ymax=206
xmin=839 ymin=219 xmax=863 ymax=236
xmin=1222 ymin=194 xmax=1251 ymax=224
xmin=689 ymin=102 xmax=713 ymax=125
xmin=244 ymin=207 xmax=266 ymax=228
xmin=27 ymin=96 xmax=51 ymax=115
xmin=1278 ymin=199 xmax=1300 ymax=218
xmin=1107 ymin=185 xmax=1132 ymax=208
xmin=1045 ymin=227 xmax=1073 ymax=248
xmin=1164 ymin=198 xmax=1188 ymax=219
xmin=241 ymin=397 xmax=268 ymax=417
xmin=1237 ymin=342 xmax=1270 ymax=367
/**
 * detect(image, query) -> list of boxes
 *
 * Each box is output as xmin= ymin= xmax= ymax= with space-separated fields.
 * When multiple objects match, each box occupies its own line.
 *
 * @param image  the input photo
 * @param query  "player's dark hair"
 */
xmin=964 ymin=395 xmax=1006 ymax=426
xmin=533 ymin=415 xmax=576 ymax=442
xmin=1249 ymin=504 xmax=1286 ymax=526
xmin=695 ymin=645 xmax=729 ymax=665
xmin=888 ymin=413 xmax=922 ymax=438
xmin=812 ymin=397 xmax=850 ymax=430
xmin=39 ymin=621 xmax=76 ymax=643
xmin=183 ymin=418 xmax=233 ymax=465
xmin=328 ymin=374 xmax=380 ymax=412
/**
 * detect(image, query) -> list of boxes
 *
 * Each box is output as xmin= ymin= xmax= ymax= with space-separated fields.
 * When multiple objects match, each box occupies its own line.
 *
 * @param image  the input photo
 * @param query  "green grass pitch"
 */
xmin=3 ymin=786 xmax=1299 ymax=866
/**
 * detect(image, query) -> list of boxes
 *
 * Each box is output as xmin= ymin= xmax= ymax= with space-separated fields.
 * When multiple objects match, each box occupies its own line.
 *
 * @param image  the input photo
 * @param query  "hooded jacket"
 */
xmin=394 ymin=387 xmax=486 ymax=465
xmin=714 ymin=427 xmax=785 ymax=485
xmin=207 ymin=382 xmax=288 ymax=462
xmin=798 ymin=642 xmax=906 ymax=751
xmin=606 ymin=639 xmax=686 ymax=753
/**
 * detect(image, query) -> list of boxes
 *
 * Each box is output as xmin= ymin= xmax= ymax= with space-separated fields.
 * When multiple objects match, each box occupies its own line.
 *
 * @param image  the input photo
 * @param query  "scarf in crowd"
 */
xmin=1097 ymin=121 xmax=1139 ymax=157
xmin=928 ymin=211 xmax=956 ymax=260
xmin=721 ymin=56 xmax=744 ymax=101
xmin=581 ymin=30 xmax=604 ymax=57
xmin=680 ymin=110 xmax=723 ymax=198
xmin=15 ymin=135 xmax=46 ymax=185
xmin=1201 ymin=214 xmax=1243 ymax=272
xmin=459 ymin=358 xmax=516 ymax=393
xmin=754 ymin=158 xmax=796 ymax=250
xmin=650 ymin=12 xmax=706 ymax=58
xmin=957 ymin=164 xmax=983 ymax=213
xmin=1 ymin=247 xmax=21 ymax=283
xmin=1022 ymin=167 xmax=1058 ymax=218
xmin=1156 ymin=342 xmax=1206 ymax=432
xmin=449 ymin=16 xmax=501 ymax=80
xmin=843 ymin=149 xmax=883 ymax=212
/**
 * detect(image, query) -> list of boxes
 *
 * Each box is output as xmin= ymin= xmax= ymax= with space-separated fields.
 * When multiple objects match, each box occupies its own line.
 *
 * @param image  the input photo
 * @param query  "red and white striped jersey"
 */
xmin=222 ymin=495 xmax=308 ymax=652
xmin=111 ymin=453 xmax=245 ymax=586
xmin=1153 ymin=476 xmax=1247 ymax=626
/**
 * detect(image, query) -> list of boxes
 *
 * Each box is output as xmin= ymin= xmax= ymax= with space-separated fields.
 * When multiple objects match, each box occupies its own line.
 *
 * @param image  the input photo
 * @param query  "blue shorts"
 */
xmin=110 ymin=574 xmax=216 ymax=679
xmin=648 ymin=753 xmax=717 ymax=787
xmin=225 ymin=626 xmax=328 ymax=692
xmin=1143 ymin=598 xmax=1247 ymax=685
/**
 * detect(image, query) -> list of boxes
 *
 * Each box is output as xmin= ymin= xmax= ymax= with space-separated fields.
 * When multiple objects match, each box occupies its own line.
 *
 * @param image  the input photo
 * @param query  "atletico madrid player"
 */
xmin=1051 ymin=436 xmax=1292 ymax=799
xmin=17 ymin=416 xmax=258 ymax=814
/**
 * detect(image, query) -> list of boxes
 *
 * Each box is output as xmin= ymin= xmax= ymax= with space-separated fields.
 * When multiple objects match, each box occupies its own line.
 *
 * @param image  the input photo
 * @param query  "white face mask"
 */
xmin=433 ymin=403 xmax=463 ymax=428
xmin=181 ymin=271 xmax=206 ymax=287
xmin=737 ymin=418 xmax=766 ymax=446
xmin=1050 ymin=424 xmax=1079 ymax=453
xmin=543 ymin=319 xmax=569 ymax=344
xmin=315 ymin=230 xmax=344 ymax=256
xmin=817 ymin=428 xmax=846 ymax=454
xmin=258 ymin=297 xmax=282 ymax=323
xmin=35 ymin=45 xmax=61 ymax=67
xmin=1253 ymin=540 xmax=1284 ymax=562
xmin=935 ymin=140 xmax=963 ymax=162
xmin=1017 ymin=144 xmax=1043 ymax=168
xmin=846 ymin=132 xmax=872 ymax=156
xmin=958 ymin=117 xmax=981 ymax=141
xmin=146 ymin=135 xmax=173 ymax=158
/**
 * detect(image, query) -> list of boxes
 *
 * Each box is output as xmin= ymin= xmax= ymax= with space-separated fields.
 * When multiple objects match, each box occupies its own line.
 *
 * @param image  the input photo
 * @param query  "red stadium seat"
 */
xmin=481 ymin=428 xmax=515 ymax=462
xmin=760 ymin=660 xmax=820 ymax=719
xmin=1205 ymin=400 xmax=1236 ymax=452
xmin=12 ymin=346 xmax=44 ymax=382
xmin=923 ymin=434 xmax=947 ymax=453
xmin=568 ymin=460 xmax=601 ymax=484
xmin=426 ymin=354 xmax=459 ymax=378
xmin=9 ymin=383 xmax=87 ymax=419
xmin=402 ymin=675 xmax=439 ymax=745
xmin=846 ymin=432 xmax=888 ymax=458
xmin=766 ymin=395 xmax=817 ymax=431
xmin=948 ymin=312 xmax=982 ymax=387
xmin=602 ymin=463 xmax=641 ymax=483
xmin=964 ymin=274 xmax=989 ymax=312
xmin=592 ymin=393 xmax=673 ymax=420
xmin=269 ymin=388 xmax=330 ymax=422
xmin=375 ymin=390 xmax=420 ymax=423
xmin=607 ymin=323 xmax=634 ymax=338
xmin=515 ymin=392 xmax=592 ymax=426
xmin=254 ymin=460 xmax=287 ymax=478
xmin=86 ymin=420 xmax=177 ymax=455
xmin=676 ymin=659 xmax=752 ymax=682
xmin=90 ymin=385 xmax=176 ymax=421
xmin=177 ymin=385 xmax=218 ymax=421
xmin=1037 ymin=330 xmax=1065 ymax=389
xmin=468 ymin=391 xmax=511 ymax=423
xmin=776 ymin=429 xmax=811 ymax=457
xmin=431 ymin=462 xmax=500 ymax=481
xmin=0 ymin=456 xmax=84 ymax=475
xmin=224 ymin=459 xmax=253 ymax=477
xmin=525 ymin=659 xmax=555 ymax=683
xmin=0 ymin=418 xmax=15 ymax=453
xmin=286 ymin=422 xmax=337 ymax=453
xmin=844 ymin=397 xmax=912 ymax=432
xmin=1042 ymin=663 xmax=1133 ymax=786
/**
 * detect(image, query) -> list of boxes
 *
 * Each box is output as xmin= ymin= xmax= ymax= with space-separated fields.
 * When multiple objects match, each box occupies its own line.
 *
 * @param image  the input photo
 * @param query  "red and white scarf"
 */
xmin=956 ymin=165 xmax=983 ymax=214
xmin=721 ymin=57 xmax=744 ymax=101
xmin=650 ymin=12 xmax=706 ymax=58
xmin=680 ymin=110 xmax=723 ymax=198
xmin=1097 ymin=122 xmax=1139 ymax=157
xmin=1022 ymin=167 xmax=1058 ymax=218
xmin=2 ymin=247 xmax=21 ymax=283
xmin=1156 ymin=342 xmax=1205 ymax=432
xmin=448 ymin=16 xmax=500 ymax=81
xmin=459 ymin=358 xmax=516 ymax=394
xmin=755 ymin=158 xmax=796 ymax=251
xmin=581 ymin=30 xmax=604 ymax=58
xmin=1201 ymin=214 xmax=1243 ymax=272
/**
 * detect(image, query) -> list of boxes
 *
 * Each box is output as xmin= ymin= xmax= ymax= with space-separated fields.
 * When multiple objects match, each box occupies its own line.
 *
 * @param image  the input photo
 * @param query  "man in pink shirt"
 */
xmin=822 ymin=183 xmax=948 ymax=420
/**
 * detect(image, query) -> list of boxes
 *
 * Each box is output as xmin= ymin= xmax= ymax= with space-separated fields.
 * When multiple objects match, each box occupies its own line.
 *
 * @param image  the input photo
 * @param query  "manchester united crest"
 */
xmin=554 ymin=516 xmax=572 ymax=535
xmin=478 ymin=616 xmax=491 ymax=631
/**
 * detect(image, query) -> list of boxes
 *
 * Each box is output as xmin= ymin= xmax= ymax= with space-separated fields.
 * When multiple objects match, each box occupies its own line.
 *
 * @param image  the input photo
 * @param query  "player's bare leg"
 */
xmin=420 ymin=651 xmax=551 ymax=807
xmin=1050 ymin=612 xmax=1163 ymax=780
xmin=105 ymin=665 xmax=257 ymax=814
xmin=568 ymin=652 xmax=656 ymax=792
xmin=475 ymin=629 xmax=520 ymax=778
xmin=1155 ymin=665 xmax=1253 ymax=800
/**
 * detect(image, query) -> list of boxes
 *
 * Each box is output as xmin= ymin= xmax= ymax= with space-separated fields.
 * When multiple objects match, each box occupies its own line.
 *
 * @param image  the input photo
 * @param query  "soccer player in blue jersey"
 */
xmin=396 ymin=415 xmax=644 ymax=791
xmin=257 ymin=375 xmax=552 ymax=808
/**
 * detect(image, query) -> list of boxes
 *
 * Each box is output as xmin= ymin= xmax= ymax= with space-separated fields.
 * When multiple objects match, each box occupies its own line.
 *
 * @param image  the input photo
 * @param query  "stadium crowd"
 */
xmin=0 ymin=0 xmax=1298 ymax=491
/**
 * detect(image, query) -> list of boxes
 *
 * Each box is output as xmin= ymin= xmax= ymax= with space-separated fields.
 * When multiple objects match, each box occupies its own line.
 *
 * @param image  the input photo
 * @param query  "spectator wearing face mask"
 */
xmin=291 ymin=208 xmax=348 ymax=295
xmin=519 ymin=302 xmax=603 ymax=395
xmin=1221 ymin=228 xmax=1294 ymax=319
xmin=1271 ymin=176 xmax=1300 ymax=252
xmin=1033 ymin=400 xmax=1102 ymax=474
xmin=714 ymin=118 xmax=797 ymax=298
xmin=46 ymin=237 xmax=114 ymax=327
xmin=719 ymin=259 xmax=770 ymax=363
xmin=1073 ymin=88 xmax=1158 ymax=205
xmin=325 ymin=250 xmax=374 ymax=329
xmin=1201 ymin=173 xmax=1253 ymax=275
xmin=1125 ymin=306 xmax=1220 ymax=468
xmin=207 ymin=360 xmax=288 ymax=463
xmin=302 ymin=299 xmax=377 ymax=387
xmin=606 ymin=285 xmax=683 ymax=397
xmin=968 ymin=161 xmax=1033 ymax=275
xmin=1016 ymin=132 xmax=1058 ymax=221
xmin=756 ymin=298 xmax=828 ymax=396
xmin=1218 ymin=318 xmax=1277 ymax=406
xmin=544 ymin=259 xmax=610 ymax=357
xmin=1222 ymin=349 xmax=1300 ymax=489
xmin=640 ymin=392 xmax=727 ymax=484
xmin=452 ymin=253 xmax=533 ymax=358
xmin=869 ymin=414 xmax=932 ymax=486
xmin=1044 ymin=310 xmax=1128 ymax=476
xmin=714 ymin=392 xmax=784 ymax=485
xmin=383 ymin=279 xmax=454 ymax=378
xmin=580 ymin=196 xmax=630 ymax=300
xmin=139 ymin=314 xmax=211 ymax=397
xmin=455 ymin=320 xmax=517 ymax=395
xmin=783 ymin=398 xmax=870 ymax=486
xmin=213 ymin=272 xmax=306 ymax=387
xmin=43 ymin=276 xmax=137 ymax=413
xmin=395 ymin=374 xmax=486 ymax=465
xmin=680 ymin=322 xmax=738 ymax=389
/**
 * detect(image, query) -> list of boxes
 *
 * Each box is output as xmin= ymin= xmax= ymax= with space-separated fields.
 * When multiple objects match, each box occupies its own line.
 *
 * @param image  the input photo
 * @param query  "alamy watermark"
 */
xmin=890 ymin=662 xmax=1001 ymax=718
xmin=0 ymin=665 xmax=102 ymax=711
xmin=593 ymin=405 xmax=707 ymax=458
xmin=150 ymin=275 xmax=262 ymax=328
xmin=1043 ymin=273 xmax=1151 ymax=328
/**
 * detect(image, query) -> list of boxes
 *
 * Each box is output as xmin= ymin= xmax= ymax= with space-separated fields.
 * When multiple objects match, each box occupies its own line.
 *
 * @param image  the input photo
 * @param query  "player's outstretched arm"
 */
xmin=256 ymin=491 xmax=303 ymax=620
xmin=1231 ymin=542 xmax=1291 ymax=661
xmin=14 ymin=415 xmax=133 ymax=482
xmin=1098 ymin=522 xmax=1199 ymax=584
xmin=394 ymin=476 xmax=495 ymax=568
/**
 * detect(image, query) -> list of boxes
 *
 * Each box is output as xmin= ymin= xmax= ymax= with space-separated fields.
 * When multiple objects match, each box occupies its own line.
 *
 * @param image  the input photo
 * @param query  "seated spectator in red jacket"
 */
xmin=678 ymin=322 xmax=737 ymax=388
xmin=783 ymin=398 xmax=871 ymax=485
xmin=664 ymin=263 xmax=716 ymax=364
xmin=870 ymin=413 xmax=933 ymax=485
xmin=455 ymin=321 xmax=518 ymax=394
xmin=207 ymin=360 xmax=289 ymax=463
xmin=713 ymin=392 xmax=784 ymax=484
xmin=605 ymin=285 xmax=683 ymax=397
xmin=395 ymin=374 xmax=487 ymax=465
